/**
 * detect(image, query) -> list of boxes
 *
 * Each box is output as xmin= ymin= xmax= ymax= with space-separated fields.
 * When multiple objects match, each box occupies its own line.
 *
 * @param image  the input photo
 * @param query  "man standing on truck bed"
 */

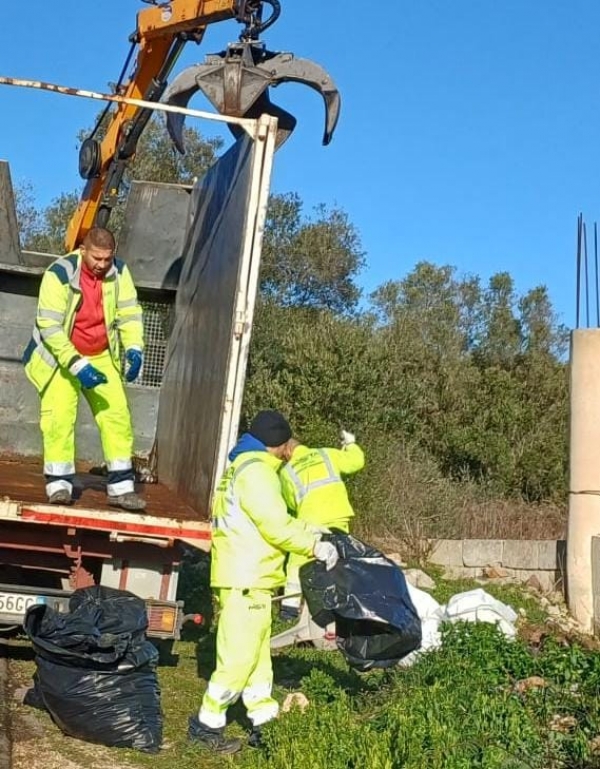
xmin=188 ymin=410 xmax=339 ymax=754
xmin=22 ymin=227 xmax=146 ymax=512
xmin=278 ymin=428 xmax=365 ymax=621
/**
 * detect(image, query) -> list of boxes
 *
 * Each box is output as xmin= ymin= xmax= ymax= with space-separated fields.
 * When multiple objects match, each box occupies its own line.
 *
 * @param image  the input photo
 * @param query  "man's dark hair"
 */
xmin=83 ymin=227 xmax=116 ymax=251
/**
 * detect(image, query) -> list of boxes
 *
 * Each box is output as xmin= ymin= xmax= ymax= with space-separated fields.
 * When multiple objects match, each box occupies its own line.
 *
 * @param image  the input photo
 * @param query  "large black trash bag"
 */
xmin=300 ymin=532 xmax=422 ymax=671
xmin=23 ymin=585 xmax=162 ymax=753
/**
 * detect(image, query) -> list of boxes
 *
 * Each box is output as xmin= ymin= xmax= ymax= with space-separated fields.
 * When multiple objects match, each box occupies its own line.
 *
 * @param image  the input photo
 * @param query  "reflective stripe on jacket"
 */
xmin=210 ymin=451 xmax=316 ymax=590
xmin=23 ymin=251 xmax=144 ymax=393
xmin=280 ymin=443 xmax=365 ymax=526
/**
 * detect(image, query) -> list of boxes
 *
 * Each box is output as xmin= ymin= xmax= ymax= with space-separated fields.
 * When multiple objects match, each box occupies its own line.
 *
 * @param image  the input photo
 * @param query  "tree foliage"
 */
xmin=245 ymin=262 xmax=568 ymax=510
xmin=14 ymin=181 xmax=77 ymax=254
xmin=261 ymin=193 xmax=365 ymax=314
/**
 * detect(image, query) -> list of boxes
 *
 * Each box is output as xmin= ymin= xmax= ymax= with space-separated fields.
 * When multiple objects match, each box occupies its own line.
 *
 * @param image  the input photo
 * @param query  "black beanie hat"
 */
xmin=249 ymin=410 xmax=292 ymax=447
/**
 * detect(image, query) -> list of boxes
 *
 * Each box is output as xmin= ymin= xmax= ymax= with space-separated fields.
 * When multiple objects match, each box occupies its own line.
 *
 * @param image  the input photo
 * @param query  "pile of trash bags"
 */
xmin=23 ymin=585 xmax=162 ymax=753
xmin=300 ymin=532 xmax=518 ymax=671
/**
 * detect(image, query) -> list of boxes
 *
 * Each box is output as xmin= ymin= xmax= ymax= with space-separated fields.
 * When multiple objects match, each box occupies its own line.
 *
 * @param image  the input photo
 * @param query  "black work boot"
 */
xmin=248 ymin=725 xmax=264 ymax=748
xmin=188 ymin=714 xmax=241 ymax=755
xmin=48 ymin=489 xmax=72 ymax=505
xmin=107 ymin=491 xmax=147 ymax=512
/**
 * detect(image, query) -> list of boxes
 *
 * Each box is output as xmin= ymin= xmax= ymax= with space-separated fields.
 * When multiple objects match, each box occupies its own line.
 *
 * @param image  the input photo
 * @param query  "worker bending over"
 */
xmin=188 ymin=410 xmax=339 ymax=754
xmin=23 ymin=227 xmax=145 ymax=511
xmin=279 ymin=428 xmax=365 ymax=620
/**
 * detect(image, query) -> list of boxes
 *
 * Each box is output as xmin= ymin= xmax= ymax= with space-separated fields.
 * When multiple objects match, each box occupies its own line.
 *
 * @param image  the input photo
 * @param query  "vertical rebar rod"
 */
xmin=595 ymin=222 xmax=599 ymax=327
xmin=576 ymin=213 xmax=582 ymax=329
xmin=584 ymin=221 xmax=590 ymax=327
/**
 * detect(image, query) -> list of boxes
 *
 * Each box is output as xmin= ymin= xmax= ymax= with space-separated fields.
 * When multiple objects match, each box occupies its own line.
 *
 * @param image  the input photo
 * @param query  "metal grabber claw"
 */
xmin=162 ymin=40 xmax=341 ymax=150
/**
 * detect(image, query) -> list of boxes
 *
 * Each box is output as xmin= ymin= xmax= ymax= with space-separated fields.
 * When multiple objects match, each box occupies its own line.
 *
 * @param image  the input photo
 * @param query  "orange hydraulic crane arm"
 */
xmin=66 ymin=0 xmax=239 ymax=251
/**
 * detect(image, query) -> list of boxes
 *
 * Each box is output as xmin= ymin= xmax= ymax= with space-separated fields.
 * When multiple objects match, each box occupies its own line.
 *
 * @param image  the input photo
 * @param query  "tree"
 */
xmin=260 ymin=193 xmax=365 ymax=314
xmin=13 ymin=181 xmax=42 ymax=249
xmin=473 ymin=272 xmax=521 ymax=367
xmin=370 ymin=263 xmax=483 ymax=449
xmin=366 ymin=262 xmax=568 ymax=501
xmin=20 ymin=192 xmax=79 ymax=254
xmin=518 ymin=285 xmax=568 ymax=359
xmin=244 ymin=301 xmax=390 ymax=443
xmin=124 ymin=117 xmax=221 ymax=186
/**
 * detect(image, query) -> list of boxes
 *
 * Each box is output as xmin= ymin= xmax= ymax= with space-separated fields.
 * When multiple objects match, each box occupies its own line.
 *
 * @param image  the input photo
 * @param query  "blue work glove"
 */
xmin=69 ymin=357 xmax=108 ymax=389
xmin=125 ymin=348 xmax=143 ymax=382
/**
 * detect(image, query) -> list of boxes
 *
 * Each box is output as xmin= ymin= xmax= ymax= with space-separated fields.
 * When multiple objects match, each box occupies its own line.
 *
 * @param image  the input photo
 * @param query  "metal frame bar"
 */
xmin=213 ymin=113 xmax=278 ymax=484
xmin=0 ymin=75 xmax=258 ymax=136
xmin=225 ymin=113 xmax=278 ymax=455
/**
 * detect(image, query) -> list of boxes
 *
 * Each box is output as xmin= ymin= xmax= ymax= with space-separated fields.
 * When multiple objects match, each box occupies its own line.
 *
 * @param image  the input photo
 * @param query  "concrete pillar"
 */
xmin=568 ymin=329 xmax=600 ymax=631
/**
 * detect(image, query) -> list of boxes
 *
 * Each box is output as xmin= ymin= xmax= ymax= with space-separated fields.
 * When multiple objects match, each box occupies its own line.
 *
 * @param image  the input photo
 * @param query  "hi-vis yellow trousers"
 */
xmin=199 ymin=588 xmax=279 ymax=729
xmin=40 ymin=350 xmax=134 ymax=498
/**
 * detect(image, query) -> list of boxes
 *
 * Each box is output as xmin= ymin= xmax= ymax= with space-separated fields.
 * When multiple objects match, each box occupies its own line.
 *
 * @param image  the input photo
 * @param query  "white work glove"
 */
xmin=313 ymin=541 xmax=339 ymax=571
xmin=307 ymin=524 xmax=331 ymax=536
xmin=340 ymin=429 xmax=356 ymax=448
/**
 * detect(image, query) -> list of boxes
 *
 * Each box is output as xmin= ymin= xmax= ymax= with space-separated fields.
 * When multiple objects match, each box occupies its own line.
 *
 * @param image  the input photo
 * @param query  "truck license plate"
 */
xmin=0 ymin=592 xmax=44 ymax=615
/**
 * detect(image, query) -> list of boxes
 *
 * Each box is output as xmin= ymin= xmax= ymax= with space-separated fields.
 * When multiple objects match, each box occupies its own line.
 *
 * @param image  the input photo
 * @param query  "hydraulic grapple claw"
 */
xmin=162 ymin=41 xmax=340 ymax=150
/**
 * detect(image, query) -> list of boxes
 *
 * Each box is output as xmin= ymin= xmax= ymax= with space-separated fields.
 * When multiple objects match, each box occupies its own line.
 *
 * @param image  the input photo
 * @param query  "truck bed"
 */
xmin=0 ymin=458 xmax=204 ymax=518
xmin=0 ymin=458 xmax=211 ymax=548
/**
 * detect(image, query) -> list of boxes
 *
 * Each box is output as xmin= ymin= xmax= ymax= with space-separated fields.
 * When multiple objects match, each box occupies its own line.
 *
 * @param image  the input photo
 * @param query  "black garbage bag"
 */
xmin=300 ymin=532 xmax=422 ymax=671
xmin=23 ymin=585 xmax=162 ymax=753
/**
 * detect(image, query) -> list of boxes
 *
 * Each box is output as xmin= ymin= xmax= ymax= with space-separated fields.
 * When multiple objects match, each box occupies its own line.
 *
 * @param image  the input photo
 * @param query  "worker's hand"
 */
xmin=340 ymin=429 xmax=356 ymax=447
xmin=313 ymin=541 xmax=339 ymax=571
xmin=69 ymin=358 xmax=108 ymax=389
xmin=125 ymin=349 xmax=143 ymax=383
xmin=307 ymin=524 xmax=331 ymax=535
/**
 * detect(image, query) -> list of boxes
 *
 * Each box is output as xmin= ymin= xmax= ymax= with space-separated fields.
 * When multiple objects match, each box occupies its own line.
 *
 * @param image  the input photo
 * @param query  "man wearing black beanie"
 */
xmin=247 ymin=409 xmax=293 ymax=447
xmin=187 ymin=410 xmax=339 ymax=754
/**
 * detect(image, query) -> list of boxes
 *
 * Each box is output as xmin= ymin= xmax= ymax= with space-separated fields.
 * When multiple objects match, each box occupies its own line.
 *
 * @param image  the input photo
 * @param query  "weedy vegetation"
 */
xmin=10 ymin=571 xmax=600 ymax=769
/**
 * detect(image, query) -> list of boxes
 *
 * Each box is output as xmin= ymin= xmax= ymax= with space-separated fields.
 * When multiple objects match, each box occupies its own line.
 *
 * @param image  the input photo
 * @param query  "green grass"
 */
xmin=240 ymin=622 xmax=600 ymax=769
xmin=11 ymin=567 xmax=600 ymax=769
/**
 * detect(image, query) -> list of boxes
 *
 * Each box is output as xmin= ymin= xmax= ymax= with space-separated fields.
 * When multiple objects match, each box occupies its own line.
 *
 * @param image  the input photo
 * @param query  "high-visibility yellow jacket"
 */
xmin=23 ymin=251 xmax=144 ymax=393
xmin=210 ymin=450 xmax=317 ymax=590
xmin=280 ymin=443 xmax=365 ymax=526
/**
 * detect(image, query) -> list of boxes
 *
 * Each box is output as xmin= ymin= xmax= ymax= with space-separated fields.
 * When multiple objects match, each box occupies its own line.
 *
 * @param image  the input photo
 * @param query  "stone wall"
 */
xmin=424 ymin=539 xmax=566 ymax=593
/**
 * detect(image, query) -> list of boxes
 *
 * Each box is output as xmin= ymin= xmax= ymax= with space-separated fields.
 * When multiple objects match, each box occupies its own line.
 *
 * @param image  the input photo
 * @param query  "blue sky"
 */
xmin=1 ymin=1 xmax=599 ymax=325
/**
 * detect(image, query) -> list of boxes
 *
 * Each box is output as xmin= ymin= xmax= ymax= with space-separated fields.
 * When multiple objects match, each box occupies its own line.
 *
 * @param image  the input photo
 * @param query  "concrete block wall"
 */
xmin=425 ymin=539 xmax=566 ymax=593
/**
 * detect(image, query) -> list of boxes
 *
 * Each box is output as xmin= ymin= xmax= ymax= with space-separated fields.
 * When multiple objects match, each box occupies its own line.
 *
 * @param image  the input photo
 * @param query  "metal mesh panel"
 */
xmin=122 ymin=301 xmax=173 ymax=388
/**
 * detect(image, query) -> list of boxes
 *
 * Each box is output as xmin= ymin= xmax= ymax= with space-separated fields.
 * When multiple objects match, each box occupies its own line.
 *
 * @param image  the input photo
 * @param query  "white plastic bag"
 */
xmin=400 ymin=584 xmax=444 ymax=666
xmin=400 ymin=585 xmax=518 ymax=667
xmin=443 ymin=588 xmax=518 ymax=639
